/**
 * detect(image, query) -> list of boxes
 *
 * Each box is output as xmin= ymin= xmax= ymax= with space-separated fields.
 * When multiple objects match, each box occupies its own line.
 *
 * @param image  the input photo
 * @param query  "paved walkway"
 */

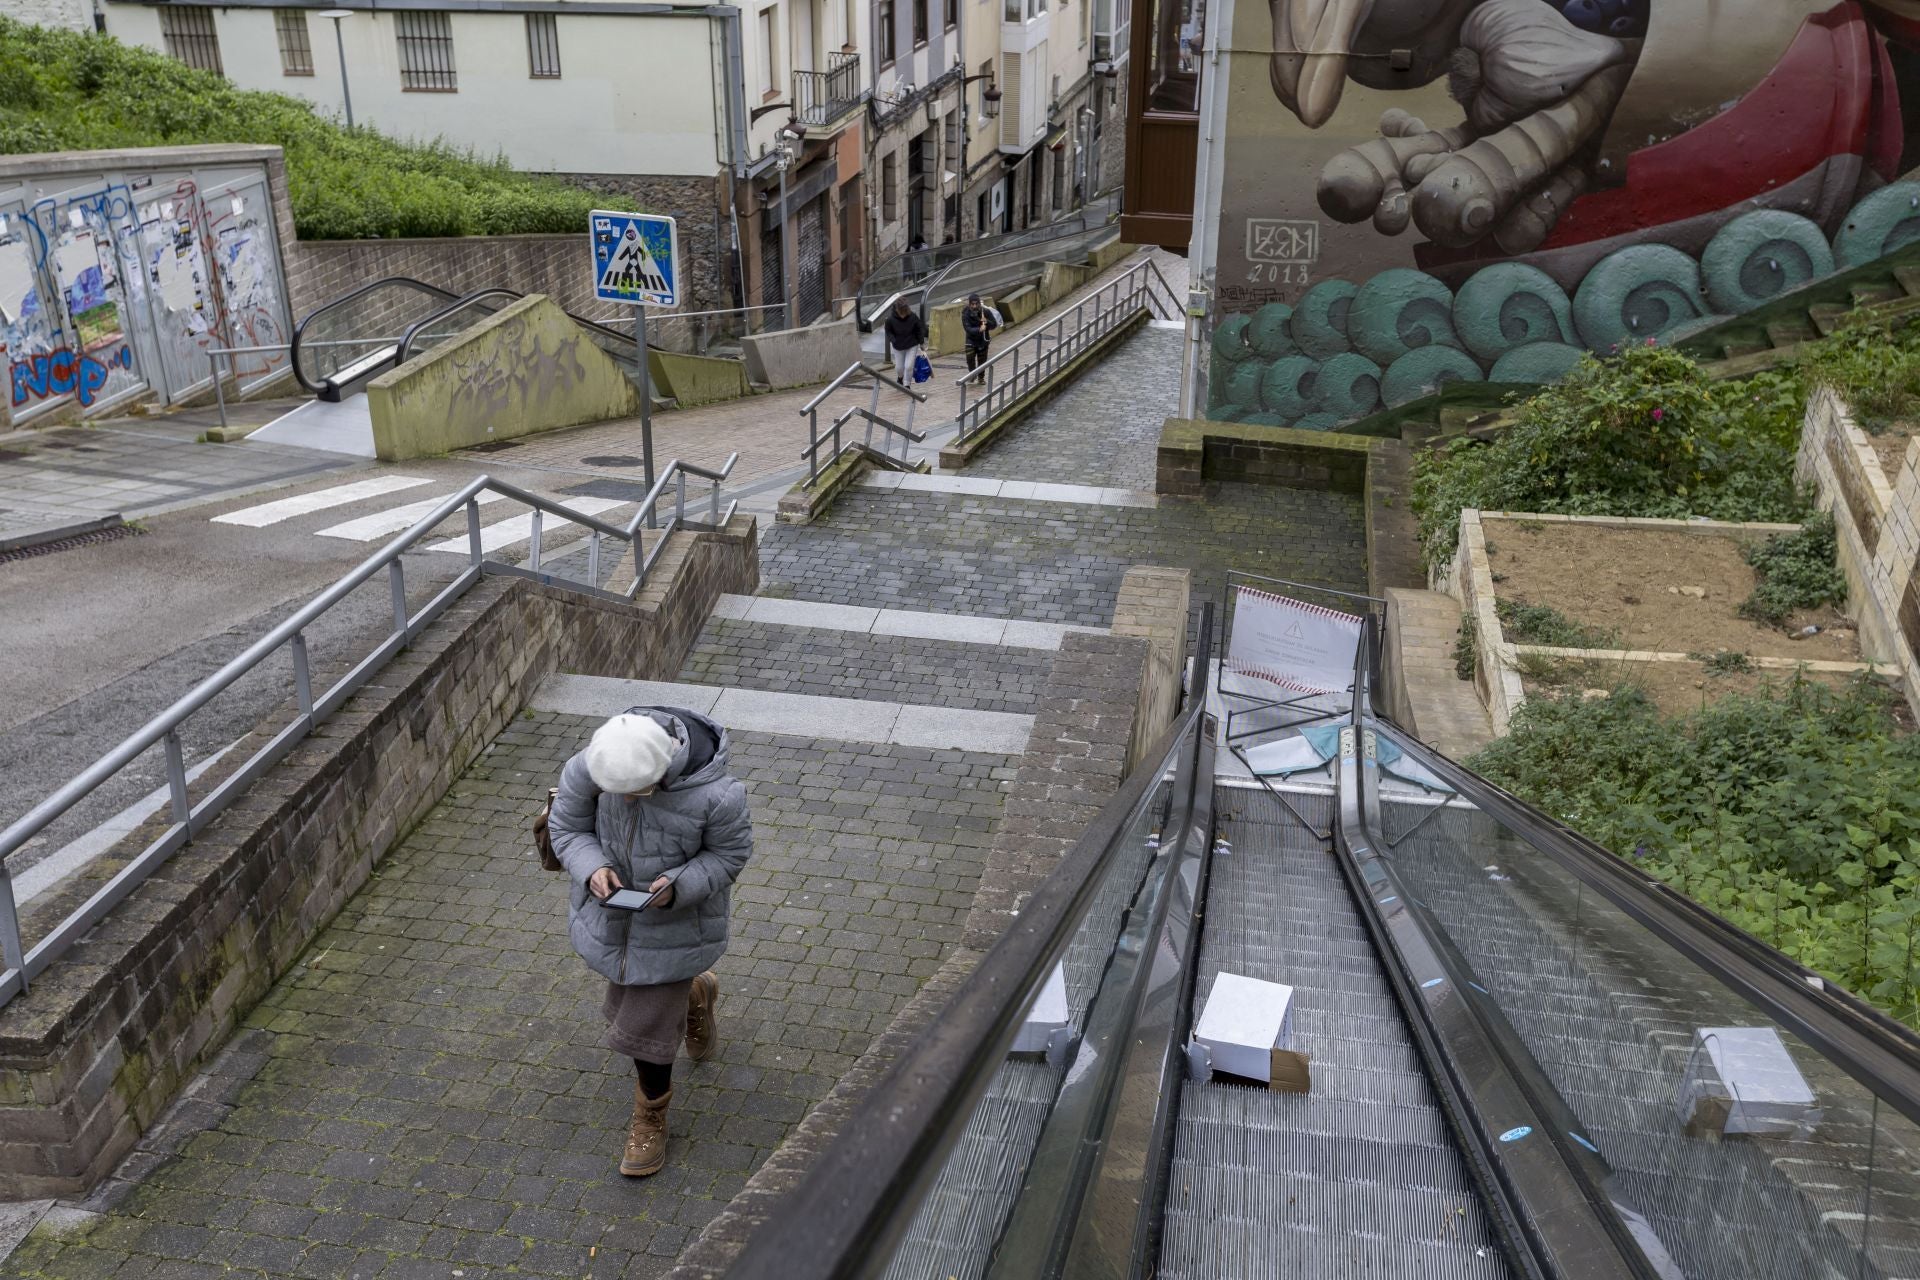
xmin=7 ymin=266 xmax=1366 ymax=1280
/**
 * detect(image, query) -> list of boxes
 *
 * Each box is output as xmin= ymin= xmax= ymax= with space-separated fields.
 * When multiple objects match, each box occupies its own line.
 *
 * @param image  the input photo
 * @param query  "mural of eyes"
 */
xmin=1832 ymin=184 xmax=1920 ymax=271
xmin=1699 ymin=210 xmax=1834 ymax=315
xmin=1571 ymin=245 xmax=1712 ymax=352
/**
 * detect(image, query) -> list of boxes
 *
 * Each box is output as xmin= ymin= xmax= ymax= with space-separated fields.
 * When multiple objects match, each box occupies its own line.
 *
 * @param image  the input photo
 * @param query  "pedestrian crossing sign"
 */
xmin=590 ymin=211 xmax=679 ymax=307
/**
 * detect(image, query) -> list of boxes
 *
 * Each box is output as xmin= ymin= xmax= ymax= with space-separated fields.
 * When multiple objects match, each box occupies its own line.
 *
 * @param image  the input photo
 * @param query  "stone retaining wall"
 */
xmin=1156 ymin=418 xmax=1373 ymax=497
xmin=663 ymin=567 xmax=1190 ymax=1279
xmin=1797 ymin=385 xmax=1920 ymax=720
xmin=0 ymin=519 xmax=758 ymax=1198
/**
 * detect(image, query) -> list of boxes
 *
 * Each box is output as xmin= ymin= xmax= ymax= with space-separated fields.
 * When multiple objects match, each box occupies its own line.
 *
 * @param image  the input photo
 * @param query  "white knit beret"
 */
xmin=585 ymin=713 xmax=675 ymax=794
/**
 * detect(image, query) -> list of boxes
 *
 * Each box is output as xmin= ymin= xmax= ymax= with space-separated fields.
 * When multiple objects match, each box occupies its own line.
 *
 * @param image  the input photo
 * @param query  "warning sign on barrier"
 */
xmin=1226 ymin=587 xmax=1362 ymax=696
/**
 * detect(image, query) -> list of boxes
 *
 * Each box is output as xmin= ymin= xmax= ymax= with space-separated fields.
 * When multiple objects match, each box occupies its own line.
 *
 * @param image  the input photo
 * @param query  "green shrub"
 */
xmin=0 ymin=17 xmax=637 ymax=239
xmin=1798 ymin=311 xmax=1920 ymax=426
xmin=1470 ymin=676 xmax=1920 ymax=1024
xmin=1454 ymin=614 xmax=1477 ymax=681
xmin=1495 ymin=599 xmax=1617 ymax=649
xmin=1739 ymin=513 xmax=1847 ymax=627
xmin=1411 ymin=343 xmax=1809 ymax=567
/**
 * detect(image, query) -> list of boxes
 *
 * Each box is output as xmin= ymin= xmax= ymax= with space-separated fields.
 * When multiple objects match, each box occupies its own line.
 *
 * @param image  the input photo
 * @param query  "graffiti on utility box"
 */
xmin=10 ymin=344 xmax=134 ymax=409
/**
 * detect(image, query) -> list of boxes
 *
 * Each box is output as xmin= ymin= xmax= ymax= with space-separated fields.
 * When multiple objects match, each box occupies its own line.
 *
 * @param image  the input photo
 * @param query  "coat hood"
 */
xmin=626 ymin=705 xmax=731 ymax=790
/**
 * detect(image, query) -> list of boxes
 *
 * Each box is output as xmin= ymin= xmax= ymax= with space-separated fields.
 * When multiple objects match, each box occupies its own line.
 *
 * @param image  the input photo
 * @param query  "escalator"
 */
xmin=717 ymin=586 xmax=1920 ymax=1280
xmin=289 ymin=276 xmax=649 ymax=401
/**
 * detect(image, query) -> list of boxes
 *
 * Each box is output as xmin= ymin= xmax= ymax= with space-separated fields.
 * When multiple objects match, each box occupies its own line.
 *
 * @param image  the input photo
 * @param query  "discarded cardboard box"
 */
xmin=1195 ymin=973 xmax=1301 ymax=1088
xmin=1012 ymin=962 xmax=1070 ymax=1054
xmin=1673 ymin=1026 xmax=1820 ymax=1137
xmin=1268 ymin=1047 xmax=1312 ymax=1094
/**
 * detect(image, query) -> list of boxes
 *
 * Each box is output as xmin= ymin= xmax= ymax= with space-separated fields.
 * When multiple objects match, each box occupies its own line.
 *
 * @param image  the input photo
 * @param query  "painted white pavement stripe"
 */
xmin=860 ymin=471 xmax=1157 ymax=508
xmin=211 ymin=474 xmax=431 ymax=526
xmin=708 ymin=594 xmax=1102 ymax=650
xmin=425 ymin=496 xmax=627 ymax=554
xmin=315 ymin=490 xmax=508 ymax=542
xmin=530 ymin=674 xmax=1034 ymax=754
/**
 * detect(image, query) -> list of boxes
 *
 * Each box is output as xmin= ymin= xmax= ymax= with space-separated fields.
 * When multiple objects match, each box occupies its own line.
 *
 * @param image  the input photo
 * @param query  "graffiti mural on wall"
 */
xmin=1207 ymin=0 xmax=1920 ymax=426
xmin=1 ymin=168 xmax=290 ymax=422
xmin=10 ymin=344 xmax=133 ymax=409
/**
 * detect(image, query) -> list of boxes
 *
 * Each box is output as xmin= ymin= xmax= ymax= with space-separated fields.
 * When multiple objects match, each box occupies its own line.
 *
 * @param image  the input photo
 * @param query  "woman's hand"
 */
xmin=648 ymin=875 xmax=675 ymax=908
xmin=589 ymin=867 xmax=622 ymax=900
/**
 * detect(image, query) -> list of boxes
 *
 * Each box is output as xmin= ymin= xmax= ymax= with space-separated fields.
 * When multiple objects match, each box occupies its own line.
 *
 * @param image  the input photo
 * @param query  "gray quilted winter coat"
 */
xmin=548 ymin=706 xmax=753 ymax=986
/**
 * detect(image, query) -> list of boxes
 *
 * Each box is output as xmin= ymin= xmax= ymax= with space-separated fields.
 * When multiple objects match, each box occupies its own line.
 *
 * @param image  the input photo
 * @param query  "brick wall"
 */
xmin=666 ymin=569 xmax=1196 ymax=1279
xmin=1797 ymin=385 xmax=1920 ymax=720
xmin=0 ymin=519 xmax=758 ymax=1198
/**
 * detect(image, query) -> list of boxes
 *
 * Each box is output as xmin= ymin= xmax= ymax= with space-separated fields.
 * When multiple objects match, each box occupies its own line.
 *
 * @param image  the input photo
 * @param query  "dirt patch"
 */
xmin=1864 ymin=420 xmax=1919 ymax=486
xmin=1519 ymin=657 xmax=1876 ymax=720
xmin=1484 ymin=519 xmax=1858 ymax=662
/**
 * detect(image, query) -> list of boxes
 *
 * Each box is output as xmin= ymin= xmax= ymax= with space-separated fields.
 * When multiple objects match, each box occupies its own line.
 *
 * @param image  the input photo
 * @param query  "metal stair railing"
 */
xmin=799 ymin=362 xmax=930 ymax=485
xmin=0 ymin=453 xmax=739 ymax=1011
xmin=952 ymin=257 xmax=1179 ymax=446
xmin=289 ymin=276 xmax=460 ymax=393
xmin=799 ymin=405 xmax=927 ymax=485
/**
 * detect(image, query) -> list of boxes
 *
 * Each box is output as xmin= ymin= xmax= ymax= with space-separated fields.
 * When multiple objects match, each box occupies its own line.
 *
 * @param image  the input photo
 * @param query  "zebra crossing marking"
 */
xmin=211 ymin=474 xmax=430 ymax=527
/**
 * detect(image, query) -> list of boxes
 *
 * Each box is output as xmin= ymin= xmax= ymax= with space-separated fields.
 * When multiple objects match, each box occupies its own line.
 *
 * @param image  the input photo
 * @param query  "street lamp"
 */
xmin=317 ymin=9 xmax=354 ymax=128
xmin=773 ymin=123 xmax=806 ymax=328
xmin=957 ymin=72 xmax=1000 ymax=235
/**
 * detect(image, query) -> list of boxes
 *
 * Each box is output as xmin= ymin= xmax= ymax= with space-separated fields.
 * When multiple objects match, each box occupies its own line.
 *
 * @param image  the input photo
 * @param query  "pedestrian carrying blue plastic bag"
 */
xmin=912 ymin=352 xmax=933 ymax=384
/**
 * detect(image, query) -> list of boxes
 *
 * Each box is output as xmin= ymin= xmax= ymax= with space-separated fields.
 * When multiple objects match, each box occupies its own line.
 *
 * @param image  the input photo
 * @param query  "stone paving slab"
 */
xmin=7 ymin=714 xmax=1013 ymax=1280
xmin=528 ymin=675 xmax=1036 ymax=754
xmin=677 ymin=618 xmax=1055 ymax=715
xmin=710 ymin=594 xmax=1093 ymax=650
xmin=756 ymin=482 xmax=1368 ymax=631
xmin=861 ymin=473 xmax=1156 ymax=508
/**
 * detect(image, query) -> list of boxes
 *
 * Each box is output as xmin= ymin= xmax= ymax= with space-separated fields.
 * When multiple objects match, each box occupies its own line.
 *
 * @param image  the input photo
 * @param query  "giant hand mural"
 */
xmin=1208 ymin=0 xmax=1920 ymax=426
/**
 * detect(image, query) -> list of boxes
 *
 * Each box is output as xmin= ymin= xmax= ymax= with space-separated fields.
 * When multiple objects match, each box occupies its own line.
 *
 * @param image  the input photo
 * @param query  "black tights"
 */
xmin=634 ymin=1058 xmax=673 ymax=1099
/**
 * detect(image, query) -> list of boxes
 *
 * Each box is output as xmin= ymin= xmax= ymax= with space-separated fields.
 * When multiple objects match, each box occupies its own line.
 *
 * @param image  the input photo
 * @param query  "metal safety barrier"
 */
xmin=798 ymin=362 xmax=928 ymax=486
xmin=0 ymin=454 xmax=738 ymax=1010
xmin=951 ymin=257 xmax=1179 ymax=446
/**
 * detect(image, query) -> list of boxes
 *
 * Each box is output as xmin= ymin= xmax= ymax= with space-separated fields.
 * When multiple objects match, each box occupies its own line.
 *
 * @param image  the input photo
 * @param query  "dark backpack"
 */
xmin=532 ymin=788 xmax=562 ymax=872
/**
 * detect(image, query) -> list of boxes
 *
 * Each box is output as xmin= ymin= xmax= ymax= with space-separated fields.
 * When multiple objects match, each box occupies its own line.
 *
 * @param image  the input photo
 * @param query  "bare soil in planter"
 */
xmin=1519 ymin=658 xmax=1877 ymax=720
xmin=1484 ymin=519 xmax=1858 ymax=662
xmin=1864 ymin=420 xmax=1918 ymax=486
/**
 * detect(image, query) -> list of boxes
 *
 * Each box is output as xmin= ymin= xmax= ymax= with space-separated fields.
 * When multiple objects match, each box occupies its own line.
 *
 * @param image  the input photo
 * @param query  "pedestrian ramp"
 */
xmin=245 ymin=394 xmax=376 ymax=458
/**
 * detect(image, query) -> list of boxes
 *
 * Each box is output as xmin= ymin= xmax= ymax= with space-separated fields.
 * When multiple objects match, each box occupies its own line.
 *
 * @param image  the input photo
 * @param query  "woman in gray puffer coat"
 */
xmin=549 ymin=705 xmax=752 ymax=1178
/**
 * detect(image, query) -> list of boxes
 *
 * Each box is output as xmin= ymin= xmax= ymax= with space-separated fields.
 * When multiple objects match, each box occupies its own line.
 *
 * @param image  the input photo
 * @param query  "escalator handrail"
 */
xmin=289 ymin=276 xmax=460 ymax=394
xmin=723 ymin=616 xmax=1217 ymax=1280
xmin=1369 ymin=711 xmax=1920 ymax=1134
xmin=395 ymin=289 xmax=523 ymax=365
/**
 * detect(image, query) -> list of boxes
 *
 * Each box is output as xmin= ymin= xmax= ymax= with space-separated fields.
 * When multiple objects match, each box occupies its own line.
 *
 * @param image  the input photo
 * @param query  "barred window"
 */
xmin=159 ymin=6 xmax=223 ymax=76
xmin=395 ymin=11 xmax=457 ymax=92
xmin=275 ymin=10 xmax=314 ymax=76
xmin=525 ymin=13 xmax=561 ymax=78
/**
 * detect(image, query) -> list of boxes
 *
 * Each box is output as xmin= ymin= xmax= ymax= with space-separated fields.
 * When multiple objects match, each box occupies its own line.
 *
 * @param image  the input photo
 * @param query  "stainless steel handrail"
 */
xmin=951 ymin=257 xmax=1178 ymax=445
xmin=0 ymin=452 xmax=739 ymax=1009
xmin=204 ymin=340 xmax=396 ymax=431
xmin=799 ymin=361 xmax=930 ymax=485
xmin=799 ymin=405 xmax=928 ymax=486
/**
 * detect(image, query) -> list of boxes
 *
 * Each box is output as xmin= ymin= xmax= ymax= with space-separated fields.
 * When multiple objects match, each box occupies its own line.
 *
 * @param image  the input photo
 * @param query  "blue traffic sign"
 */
xmin=590 ymin=211 xmax=679 ymax=307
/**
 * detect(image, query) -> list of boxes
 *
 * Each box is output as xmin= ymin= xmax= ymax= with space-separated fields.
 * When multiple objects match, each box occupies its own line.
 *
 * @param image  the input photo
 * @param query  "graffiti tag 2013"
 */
xmin=10 ymin=344 xmax=134 ymax=409
xmin=1208 ymin=0 xmax=1920 ymax=428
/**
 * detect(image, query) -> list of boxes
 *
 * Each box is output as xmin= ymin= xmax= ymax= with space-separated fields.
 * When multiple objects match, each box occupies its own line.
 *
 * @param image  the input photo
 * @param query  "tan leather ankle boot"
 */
xmin=686 ymin=971 xmax=720 ymax=1061
xmin=620 ymin=1085 xmax=670 ymax=1177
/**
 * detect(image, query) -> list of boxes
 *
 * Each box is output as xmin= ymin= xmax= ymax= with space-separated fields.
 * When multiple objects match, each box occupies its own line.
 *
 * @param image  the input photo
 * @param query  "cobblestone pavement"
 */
xmin=677 ymin=620 xmax=1055 ymax=716
xmin=962 ymin=325 xmax=1184 ymax=492
xmin=9 ymin=715 xmax=1010 ymax=1280
xmin=757 ymin=483 xmax=1368 ymax=627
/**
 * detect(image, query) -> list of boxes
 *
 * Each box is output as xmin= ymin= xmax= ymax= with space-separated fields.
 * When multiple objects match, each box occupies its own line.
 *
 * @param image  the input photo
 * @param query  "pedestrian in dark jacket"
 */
xmin=960 ymin=293 xmax=998 ymax=373
xmin=885 ymin=299 xmax=927 ymax=386
xmin=549 ymin=706 xmax=752 ymax=1178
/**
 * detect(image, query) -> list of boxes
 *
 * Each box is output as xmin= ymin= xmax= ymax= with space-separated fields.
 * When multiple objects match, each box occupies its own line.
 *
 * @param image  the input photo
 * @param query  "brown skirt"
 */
xmin=602 ymin=978 xmax=694 ymax=1063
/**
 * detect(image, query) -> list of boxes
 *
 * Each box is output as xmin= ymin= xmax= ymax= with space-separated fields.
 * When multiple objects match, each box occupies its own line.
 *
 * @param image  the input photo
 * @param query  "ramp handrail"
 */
xmin=952 ymin=257 xmax=1177 ymax=446
xmin=799 ymin=362 xmax=929 ymax=485
xmin=799 ymin=405 xmax=927 ymax=485
xmin=0 ymin=453 xmax=739 ymax=1011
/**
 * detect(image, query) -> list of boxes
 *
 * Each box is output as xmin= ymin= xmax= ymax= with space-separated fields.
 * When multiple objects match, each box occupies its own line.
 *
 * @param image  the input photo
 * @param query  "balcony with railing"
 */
xmin=793 ymin=51 xmax=864 ymax=129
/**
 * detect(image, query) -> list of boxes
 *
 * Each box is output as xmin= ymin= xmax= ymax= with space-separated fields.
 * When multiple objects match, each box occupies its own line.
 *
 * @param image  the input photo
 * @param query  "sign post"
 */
xmin=589 ymin=211 xmax=680 ymax=523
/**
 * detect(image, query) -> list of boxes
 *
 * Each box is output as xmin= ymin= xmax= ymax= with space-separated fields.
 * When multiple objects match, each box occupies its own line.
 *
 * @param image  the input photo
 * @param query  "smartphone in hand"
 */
xmin=600 ymin=885 xmax=668 ymax=911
